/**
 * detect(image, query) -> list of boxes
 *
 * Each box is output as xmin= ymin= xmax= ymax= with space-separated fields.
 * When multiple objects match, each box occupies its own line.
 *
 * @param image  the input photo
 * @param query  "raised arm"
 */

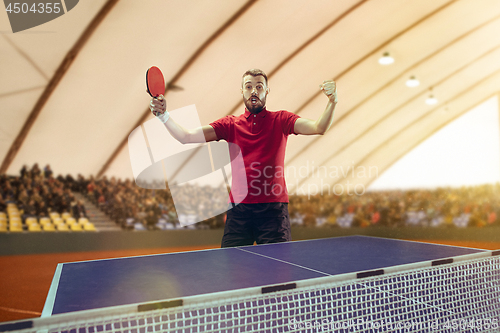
xmin=150 ymin=96 xmax=218 ymax=143
xmin=294 ymin=80 xmax=337 ymax=135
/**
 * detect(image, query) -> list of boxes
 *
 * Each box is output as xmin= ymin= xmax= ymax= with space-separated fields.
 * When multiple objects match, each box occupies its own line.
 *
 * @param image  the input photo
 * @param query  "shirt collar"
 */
xmin=244 ymin=107 xmax=268 ymax=119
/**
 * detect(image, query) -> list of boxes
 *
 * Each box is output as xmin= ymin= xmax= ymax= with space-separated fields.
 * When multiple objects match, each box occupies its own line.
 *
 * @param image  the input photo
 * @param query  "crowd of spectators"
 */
xmin=0 ymin=164 xmax=88 ymax=224
xmin=80 ymin=176 xmax=226 ymax=230
xmin=289 ymin=185 xmax=500 ymax=228
xmin=2 ymin=163 xmax=499 ymax=231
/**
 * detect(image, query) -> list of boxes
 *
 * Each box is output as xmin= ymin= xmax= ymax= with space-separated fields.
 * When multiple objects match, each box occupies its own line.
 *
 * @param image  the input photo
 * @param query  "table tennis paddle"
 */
xmin=146 ymin=66 xmax=165 ymax=98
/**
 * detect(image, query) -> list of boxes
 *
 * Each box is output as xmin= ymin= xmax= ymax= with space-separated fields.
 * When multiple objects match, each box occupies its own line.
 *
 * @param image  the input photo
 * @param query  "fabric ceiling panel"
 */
xmin=281 ymin=0 xmax=456 ymax=167
xmin=294 ymin=62 xmax=500 ymax=192
xmin=0 ymin=0 xmax=106 ymax=82
xmin=0 ymin=89 xmax=44 ymax=166
xmin=0 ymin=36 xmax=47 ymax=94
xmin=268 ymin=0 xmax=451 ymax=120
xmin=283 ymin=0 xmax=500 ymax=191
xmin=324 ymin=51 xmax=500 ymax=185
xmin=305 ymin=67 xmax=500 ymax=191
xmin=1 ymin=1 xmax=106 ymax=77
xmin=349 ymin=71 xmax=500 ymax=189
xmin=0 ymin=0 xmax=107 ymax=167
xmin=286 ymin=14 xmax=500 ymax=187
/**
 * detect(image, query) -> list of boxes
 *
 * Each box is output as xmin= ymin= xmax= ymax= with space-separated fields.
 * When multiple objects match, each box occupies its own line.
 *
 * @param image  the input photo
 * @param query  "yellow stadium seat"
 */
xmin=0 ymin=216 xmax=6 ymax=223
xmin=7 ymin=203 xmax=16 ymax=208
xmin=9 ymin=217 xmax=21 ymax=225
xmin=70 ymin=223 xmax=83 ymax=232
xmin=0 ymin=221 xmax=7 ymax=232
xmin=61 ymin=212 xmax=71 ymax=221
xmin=8 ymin=211 xmax=20 ymax=218
xmin=9 ymin=221 xmax=23 ymax=232
xmin=66 ymin=217 xmax=77 ymax=226
xmin=83 ymin=222 xmax=96 ymax=232
xmin=56 ymin=223 xmax=69 ymax=232
xmin=28 ymin=224 xmax=41 ymax=232
xmin=0 ymin=212 xmax=6 ymax=219
xmin=39 ymin=217 xmax=51 ymax=226
xmin=26 ymin=217 xmax=38 ymax=226
xmin=53 ymin=217 xmax=65 ymax=226
xmin=9 ymin=218 xmax=22 ymax=226
xmin=78 ymin=217 xmax=89 ymax=225
xmin=42 ymin=224 xmax=56 ymax=232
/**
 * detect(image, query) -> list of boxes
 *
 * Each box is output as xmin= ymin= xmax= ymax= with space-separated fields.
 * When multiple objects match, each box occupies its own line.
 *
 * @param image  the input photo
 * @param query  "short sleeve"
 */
xmin=210 ymin=115 xmax=234 ymax=141
xmin=280 ymin=111 xmax=301 ymax=136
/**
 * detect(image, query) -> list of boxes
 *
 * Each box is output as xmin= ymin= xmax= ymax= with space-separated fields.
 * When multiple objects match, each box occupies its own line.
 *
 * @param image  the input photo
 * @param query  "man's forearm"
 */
xmin=163 ymin=118 xmax=193 ymax=144
xmin=162 ymin=117 xmax=212 ymax=144
xmin=315 ymin=100 xmax=336 ymax=135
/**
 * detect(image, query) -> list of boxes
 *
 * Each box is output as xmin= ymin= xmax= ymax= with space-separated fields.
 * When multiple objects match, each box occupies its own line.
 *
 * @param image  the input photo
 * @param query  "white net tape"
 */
xmin=6 ymin=256 xmax=500 ymax=333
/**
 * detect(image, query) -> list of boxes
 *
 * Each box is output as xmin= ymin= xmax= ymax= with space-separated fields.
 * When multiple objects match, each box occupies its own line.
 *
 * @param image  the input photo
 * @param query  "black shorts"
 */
xmin=221 ymin=202 xmax=291 ymax=248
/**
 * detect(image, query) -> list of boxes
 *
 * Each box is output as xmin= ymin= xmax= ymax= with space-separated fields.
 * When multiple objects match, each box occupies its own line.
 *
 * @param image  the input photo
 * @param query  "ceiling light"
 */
xmin=425 ymin=95 xmax=438 ymax=105
xmin=378 ymin=52 xmax=394 ymax=65
xmin=406 ymin=76 xmax=419 ymax=87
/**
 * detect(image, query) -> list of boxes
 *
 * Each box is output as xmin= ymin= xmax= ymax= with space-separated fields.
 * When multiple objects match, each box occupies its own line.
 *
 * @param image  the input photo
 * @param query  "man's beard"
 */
xmin=244 ymin=95 xmax=266 ymax=114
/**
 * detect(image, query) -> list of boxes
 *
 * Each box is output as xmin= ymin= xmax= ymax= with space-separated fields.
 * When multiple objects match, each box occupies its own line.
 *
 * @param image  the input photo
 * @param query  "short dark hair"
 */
xmin=242 ymin=69 xmax=268 ymax=86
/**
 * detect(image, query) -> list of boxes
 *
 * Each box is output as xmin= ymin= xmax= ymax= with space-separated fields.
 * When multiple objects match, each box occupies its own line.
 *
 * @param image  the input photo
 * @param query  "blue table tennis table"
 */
xmin=2 ymin=236 xmax=499 ymax=333
xmin=43 ymin=235 xmax=499 ymax=312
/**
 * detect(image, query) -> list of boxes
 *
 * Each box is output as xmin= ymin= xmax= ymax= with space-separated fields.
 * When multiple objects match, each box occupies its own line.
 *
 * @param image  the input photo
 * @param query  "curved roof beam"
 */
xmin=97 ymin=0 xmax=257 ymax=179
xmin=291 ymin=18 xmax=500 ymax=189
xmin=0 ymin=0 xmax=120 ymax=174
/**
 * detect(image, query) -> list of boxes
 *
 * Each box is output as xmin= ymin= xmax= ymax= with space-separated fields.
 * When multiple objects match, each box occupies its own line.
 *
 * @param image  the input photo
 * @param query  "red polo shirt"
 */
xmin=210 ymin=108 xmax=300 ymax=203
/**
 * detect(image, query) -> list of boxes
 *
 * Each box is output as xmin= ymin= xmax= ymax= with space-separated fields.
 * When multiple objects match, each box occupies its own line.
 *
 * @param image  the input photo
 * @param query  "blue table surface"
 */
xmin=49 ymin=236 xmax=485 ymax=315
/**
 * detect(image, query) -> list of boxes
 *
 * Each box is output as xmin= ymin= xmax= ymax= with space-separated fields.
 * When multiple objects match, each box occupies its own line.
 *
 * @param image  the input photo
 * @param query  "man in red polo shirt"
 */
xmin=150 ymin=69 xmax=337 ymax=247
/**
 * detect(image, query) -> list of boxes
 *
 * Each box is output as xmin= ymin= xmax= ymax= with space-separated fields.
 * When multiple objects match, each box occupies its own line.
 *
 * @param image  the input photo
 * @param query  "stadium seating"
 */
xmin=39 ymin=217 xmax=51 ymax=226
xmin=83 ymin=223 xmax=96 ymax=231
xmin=70 ymin=223 xmax=83 ymax=231
xmin=28 ymin=223 xmax=42 ymax=232
xmin=56 ymin=223 xmax=69 ymax=232
xmin=42 ymin=224 xmax=56 ymax=232
xmin=0 ymin=220 xmax=7 ymax=232
xmin=9 ymin=220 xmax=23 ymax=232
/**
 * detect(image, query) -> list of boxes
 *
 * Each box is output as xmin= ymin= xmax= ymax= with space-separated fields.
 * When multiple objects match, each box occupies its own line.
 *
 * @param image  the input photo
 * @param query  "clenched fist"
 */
xmin=320 ymin=80 xmax=337 ymax=104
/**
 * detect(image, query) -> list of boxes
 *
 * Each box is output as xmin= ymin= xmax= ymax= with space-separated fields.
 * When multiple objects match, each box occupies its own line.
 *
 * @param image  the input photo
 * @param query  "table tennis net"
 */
xmin=3 ymin=255 xmax=500 ymax=333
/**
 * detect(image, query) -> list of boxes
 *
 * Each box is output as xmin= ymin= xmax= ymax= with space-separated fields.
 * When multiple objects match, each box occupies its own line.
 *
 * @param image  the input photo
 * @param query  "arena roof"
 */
xmin=1 ymin=0 xmax=500 ymax=192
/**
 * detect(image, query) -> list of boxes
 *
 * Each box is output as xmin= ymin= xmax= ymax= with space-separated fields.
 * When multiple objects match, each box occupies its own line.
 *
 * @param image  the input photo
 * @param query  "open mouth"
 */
xmin=250 ymin=97 xmax=259 ymax=105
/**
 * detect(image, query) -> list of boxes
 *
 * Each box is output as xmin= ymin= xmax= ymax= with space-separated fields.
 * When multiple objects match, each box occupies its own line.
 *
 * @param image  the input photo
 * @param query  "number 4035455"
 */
xmin=5 ymin=3 xmax=61 ymax=14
